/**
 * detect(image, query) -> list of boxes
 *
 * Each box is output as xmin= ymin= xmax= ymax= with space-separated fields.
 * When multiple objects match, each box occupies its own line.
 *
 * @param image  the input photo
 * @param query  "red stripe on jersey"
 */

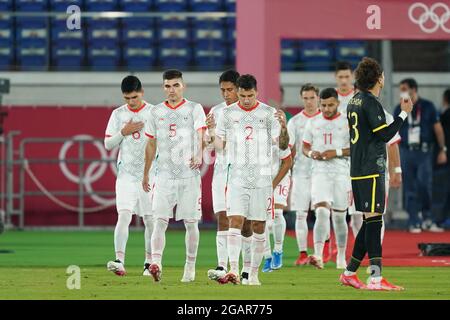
xmin=301 ymin=110 xmax=321 ymax=118
xmin=197 ymin=126 xmax=207 ymax=131
xmin=389 ymin=138 xmax=402 ymax=146
xmin=145 ymin=133 xmax=155 ymax=139
xmin=164 ymin=99 xmax=186 ymax=110
xmin=302 ymin=141 xmax=311 ymax=147
xmin=281 ymin=154 xmax=292 ymax=160
xmin=127 ymin=102 xmax=146 ymax=113
xmin=337 ymin=88 xmax=354 ymax=97
xmin=323 ymin=112 xmax=341 ymax=121
xmin=237 ymin=101 xmax=259 ymax=112
xmin=105 ymin=134 xmax=112 ymax=138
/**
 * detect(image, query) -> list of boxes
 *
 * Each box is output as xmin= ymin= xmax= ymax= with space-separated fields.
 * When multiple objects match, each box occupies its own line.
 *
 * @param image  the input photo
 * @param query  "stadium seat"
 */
xmin=123 ymin=43 xmax=156 ymax=70
xmin=158 ymin=41 xmax=191 ymax=69
xmin=193 ymin=41 xmax=226 ymax=70
xmin=15 ymin=0 xmax=48 ymax=11
xmin=299 ymin=40 xmax=334 ymax=71
xmin=224 ymin=0 xmax=235 ymax=12
xmin=227 ymin=41 xmax=235 ymax=65
xmin=192 ymin=17 xmax=224 ymax=45
xmin=0 ymin=14 xmax=13 ymax=70
xmin=225 ymin=17 xmax=235 ymax=42
xmin=335 ymin=40 xmax=367 ymax=69
xmin=85 ymin=0 xmax=118 ymax=11
xmin=51 ymin=17 xmax=84 ymax=70
xmin=154 ymin=0 xmax=187 ymax=12
xmin=189 ymin=0 xmax=223 ymax=12
xmin=49 ymin=0 xmax=83 ymax=11
xmin=0 ymin=0 xmax=13 ymax=11
xmin=157 ymin=15 xmax=190 ymax=47
xmin=281 ymin=39 xmax=299 ymax=71
xmin=122 ymin=18 xmax=155 ymax=46
xmin=16 ymin=17 xmax=49 ymax=70
xmin=87 ymin=43 xmax=120 ymax=70
xmin=120 ymin=0 xmax=152 ymax=11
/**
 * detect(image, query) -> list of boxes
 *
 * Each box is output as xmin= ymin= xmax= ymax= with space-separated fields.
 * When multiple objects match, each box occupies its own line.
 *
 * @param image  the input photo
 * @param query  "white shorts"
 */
xmin=274 ymin=174 xmax=291 ymax=207
xmin=311 ymin=172 xmax=351 ymax=211
xmin=290 ymin=175 xmax=312 ymax=212
xmin=152 ymin=175 xmax=202 ymax=221
xmin=349 ymin=175 xmax=390 ymax=215
xmin=226 ymin=183 xmax=273 ymax=222
xmin=115 ymin=172 xmax=153 ymax=217
xmin=212 ymin=164 xmax=228 ymax=213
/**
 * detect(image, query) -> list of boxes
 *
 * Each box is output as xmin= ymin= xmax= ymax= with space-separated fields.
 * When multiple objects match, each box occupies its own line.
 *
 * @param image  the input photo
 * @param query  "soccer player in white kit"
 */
xmin=287 ymin=84 xmax=321 ymax=266
xmin=302 ymin=88 xmax=351 ymax=270
xmin=142 ymin=69 xmax=207 ymax=283
xmin=209 ymin=74 xmax=288 ymax=285
xmin=105 ymin=76 xmax=155 ymax=276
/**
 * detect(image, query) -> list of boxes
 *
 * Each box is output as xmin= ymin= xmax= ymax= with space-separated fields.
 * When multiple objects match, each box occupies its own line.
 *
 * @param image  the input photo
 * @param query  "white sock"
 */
xmin=344 ymin=270 xmax=356 ymax=276
xmin=151 ymin=217 xmax=169 ymax=266
xmin=263 ymin=219 xmax=273 ymax=259
xmin=296 ymin=211 xmax=309 ymax=252
xmin=332 ymin=211 xmax=348 ymax=262
xmin=381 ymin=216 xmax=385 ymax=244
xmin=114 ymin=210 xmax=132 ymax=264
xmin=216 ymin=230 xmax=228 ymax=269
xmin=241 ymin=235 xmax=252 ymax=274
xmin=351 ymin=213 xmax=363 ymax=238
xmin=184 ymin=220 xmax=199 ymax=266
xmin=142 ymin=215 xmax=154 ymax=264
xmin=227 ymin=228 xmax=242 ymax=274
xmin=250 ymin=232 xmax=266 ymax=278
xmin=273 ymin=209 xmax=286 ymax=253
xmin=313 ymin=207 xmax=331 ymax=259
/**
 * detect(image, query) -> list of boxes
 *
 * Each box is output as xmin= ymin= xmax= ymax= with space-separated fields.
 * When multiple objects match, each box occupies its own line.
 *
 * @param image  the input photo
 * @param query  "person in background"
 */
xmin=394 ymin=78 xmax=447 ymax=233
xmin=439 ymin=89 xmax=450 ymax=229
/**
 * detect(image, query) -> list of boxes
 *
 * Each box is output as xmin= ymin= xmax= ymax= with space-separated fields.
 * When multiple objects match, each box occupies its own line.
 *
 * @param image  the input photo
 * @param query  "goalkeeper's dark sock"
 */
xmin=365 ymin=215 xmax=383 ymax=278
xmin=346 ymin=218 xmax=367 ymax=273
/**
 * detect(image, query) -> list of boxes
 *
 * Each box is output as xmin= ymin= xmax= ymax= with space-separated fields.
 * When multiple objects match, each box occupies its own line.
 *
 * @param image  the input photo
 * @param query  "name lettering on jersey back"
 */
xmin=349 ymin=98 xmax=363 ymax=106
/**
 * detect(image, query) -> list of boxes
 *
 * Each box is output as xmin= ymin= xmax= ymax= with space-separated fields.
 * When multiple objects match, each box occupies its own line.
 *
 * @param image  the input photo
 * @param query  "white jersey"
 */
xmin=337 ymin=89 xmax=355 ymax=115
xmin=209 ymin=101 xmax=228 ymax=168
xmin=287 ymin=110 xmax=321 ymax=177
xmin=105 ymin=101 xmax=154 ymax=181
xmin=272 ymin=146 xmax=292 ymax=175
xmin=302 ymin=112 xmax=350 ymax=175
xmin=145 ymin=99 xmax=207 ymax=179
xmin=216 ymin=101 xmax=281 ymax=189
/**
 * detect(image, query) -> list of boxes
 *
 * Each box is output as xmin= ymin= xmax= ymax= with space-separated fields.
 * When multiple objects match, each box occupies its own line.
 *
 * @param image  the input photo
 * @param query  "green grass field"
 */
xmin=0 ymin=230 xmax=449 ymax=300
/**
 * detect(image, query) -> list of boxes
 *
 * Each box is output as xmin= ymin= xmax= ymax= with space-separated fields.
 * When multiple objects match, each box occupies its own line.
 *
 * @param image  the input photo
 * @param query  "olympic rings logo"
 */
xmin=408 ymin=2 xmax=450 ymax=33
xmin=59 ymin=135 xmax=118 ymax=206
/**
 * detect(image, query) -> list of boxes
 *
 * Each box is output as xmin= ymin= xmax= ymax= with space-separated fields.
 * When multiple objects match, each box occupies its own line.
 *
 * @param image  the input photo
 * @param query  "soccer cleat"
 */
xmin=241 ymin=272 xmax=249 ymax=285
xmin=271 ymin=251 xmax=283 ymax=270
xmin=365 ymin=277 xmax=405 ymax=291
xmin=143 ymin=263 xmax=151 ymax=276
xmin=107 ymin=259 xmax=126 ymax=276
xmin=181 ymin=263 xmax=195 ymax=283
xmin=262 ymin=257 xmax=273 ymax=273
xmin=295 ymin=252 xmax=309 ymax=266
xmin=339 ymin=273 xmax=366 ymax=289
xmin=248 ymin=273 xmax=261 ymax=286
xmin=308 ymin=255 xmax=324 ymax=269
xmin=323 ymin=241 xmax=331 ymax=263
xmin=207 ymin=266 xmax=227 ymax=282
xmin=149 ymin=263 xmax=162 ymax=282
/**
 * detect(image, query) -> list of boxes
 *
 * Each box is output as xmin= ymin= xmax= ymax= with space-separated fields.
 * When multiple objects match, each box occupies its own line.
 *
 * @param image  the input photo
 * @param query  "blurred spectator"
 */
xmin=279 ymin=86 xmax=293 ymax=121
xmin=394 ymin=78 xmax=447 ymax=233
xmin=440 ymin=89 xmax=450 ymax=228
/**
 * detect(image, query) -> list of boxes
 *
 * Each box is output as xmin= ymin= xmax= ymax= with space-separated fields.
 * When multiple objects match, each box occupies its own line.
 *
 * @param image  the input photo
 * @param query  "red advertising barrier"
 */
xmin=3 ymin=106 xmax=301 ymax=226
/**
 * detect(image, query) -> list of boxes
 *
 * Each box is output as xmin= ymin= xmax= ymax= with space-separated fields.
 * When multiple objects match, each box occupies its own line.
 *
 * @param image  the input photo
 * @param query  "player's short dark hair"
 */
xmin=444 ymin=89 xmax=450 ymax=105
xmin=400 ymin=78 xmax=419 ymax=92
xmin=335 ymin=61 xmax=352 ymax=73
xmin=237 ymin=74 xmax=257 ymax=91
xmin=300 ymin=83 xmax=319 ymax=96
xmin=121 ymin=75 xmax=142 ymax=93
xmin=354 ymin=57 xmax=383 ymax=91
xmin=320 ymin=87 xmax=338 ymax=100
xmin=219 ymin=69 xmax=240 ymax=85
xmin=163 ymin=69 xmax=183 ymax=81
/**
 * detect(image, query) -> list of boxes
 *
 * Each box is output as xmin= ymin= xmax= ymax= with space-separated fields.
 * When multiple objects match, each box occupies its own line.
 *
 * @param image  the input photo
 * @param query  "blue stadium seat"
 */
xmin=0 ymin=47 xmax=13 ymax=70
xmin=16 ymin=45 xmax=48 ymax=70
xmin=0 ymin=14 xmax=13 ymax=70
xmin=120 ymin=0 xmax=152 ymax=11
xmin=299 ymin=40 xmax=334 ymax=71
xmin=224 ymin=0 xmax=234 ymax=12
xmin=85 ymin=0 xmax=118 ymax=11
xmin=225 ymin=17 xmax=235 ymax=42
xmin=189 ymin=0 xmax=223 ymax=12
xmin=335 ymin=40 xmax=367 ymax=69
xmin=0 ymin=0 xmax=13 ymax=11
xmin=192 ymin=17 xmax=224 ymax=45
xmin=52 ymin=43 xmax=85 ymax=70
xmin=154 ymin=0 xmax=187 ymax=12
xmin=157 ymin=16 xmax=190 ymax=47
xmin=49 ymin=0 xmax=83 ymax=11
xmin=16 ymin=0 xmax=48 ymax=11
xmin=227 ymin=41 xmax=235 ymax=65
xmin=122 ymin=18 xmax=155 ymax=45
xmin=87 ymin=18 xmax=119 ymax=46
xmin=194 ymin=41 xmax=226 ymax=70
xmin=281 ymin=39 xmax=299 ymax=71
xmin=16 ymin=18 xmax=48 ymax=47
xmin=123 ymin=43 xmax=156 ymax=70
xmin=87 ymin=43 xmax=120 ymax=70
xmin=158 ymin=41 xmax=191 ymax=69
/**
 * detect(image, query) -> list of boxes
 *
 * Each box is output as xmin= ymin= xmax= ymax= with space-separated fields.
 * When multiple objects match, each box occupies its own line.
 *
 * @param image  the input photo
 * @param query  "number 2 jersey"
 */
xmin=216 ymin=101 xmax=281 ymax=189
xmin=145 ymin=99 xmax=207 ymax=179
